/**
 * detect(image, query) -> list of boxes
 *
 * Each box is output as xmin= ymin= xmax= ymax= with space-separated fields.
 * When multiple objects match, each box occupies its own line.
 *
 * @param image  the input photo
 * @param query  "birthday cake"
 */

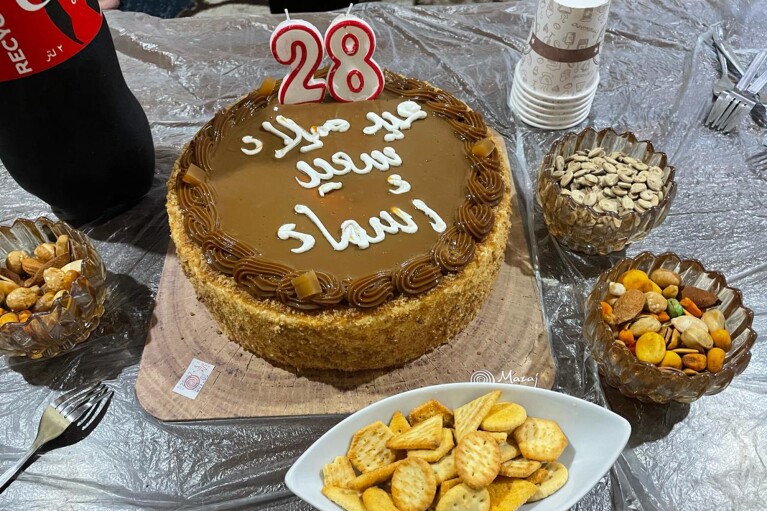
xmin=166 ymin=70 xmax=512 ymax=371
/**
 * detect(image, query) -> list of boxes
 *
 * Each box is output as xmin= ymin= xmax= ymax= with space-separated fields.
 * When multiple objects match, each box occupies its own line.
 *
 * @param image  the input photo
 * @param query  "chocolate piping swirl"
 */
xmin=457 ymin=202 xmax=494 ymax=241
xmin=234 ymin=256 xmax=292 ymax=298
xmin=347 ymin=272 xmax=396 ymax=309
xmin=433 ymin=226 xmax=476 ymax=273
xmin=393 ymin=255 xmax=442 ymax=295
xmin=202 ymin=230 xmax=257 ymax=275
xmin=176 ymin=70 xmax=504 ymax=310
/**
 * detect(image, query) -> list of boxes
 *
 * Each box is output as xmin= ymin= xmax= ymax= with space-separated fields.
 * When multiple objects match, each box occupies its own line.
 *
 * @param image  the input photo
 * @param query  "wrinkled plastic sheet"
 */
xmin=1 ymin=2 xmax=766 ymax=509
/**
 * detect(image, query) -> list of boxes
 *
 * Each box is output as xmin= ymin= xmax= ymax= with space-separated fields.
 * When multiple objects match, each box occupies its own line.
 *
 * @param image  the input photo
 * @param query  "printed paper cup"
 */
xmin=516 ymin=0 xmax=611 ymax=98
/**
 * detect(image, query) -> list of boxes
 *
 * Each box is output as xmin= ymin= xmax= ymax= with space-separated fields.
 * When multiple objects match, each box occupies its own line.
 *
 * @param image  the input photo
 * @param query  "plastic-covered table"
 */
xmin=1 ymin=2 xmax=765 ymax=509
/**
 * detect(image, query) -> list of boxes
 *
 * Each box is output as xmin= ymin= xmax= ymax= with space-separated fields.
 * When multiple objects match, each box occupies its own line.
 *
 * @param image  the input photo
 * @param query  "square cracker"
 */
xmin=323 ymin=456 xmax=356 ymax=488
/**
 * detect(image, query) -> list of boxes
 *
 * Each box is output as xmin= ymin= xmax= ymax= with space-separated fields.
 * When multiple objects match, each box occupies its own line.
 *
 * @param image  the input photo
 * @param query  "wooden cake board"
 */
xmin=136 ymin=185 xmax=554 ymax=420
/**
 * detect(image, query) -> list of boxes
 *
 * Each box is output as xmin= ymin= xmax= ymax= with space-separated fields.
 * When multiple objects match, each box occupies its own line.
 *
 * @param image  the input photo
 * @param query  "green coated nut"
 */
xmin=667 ymin=298 xmax=684 ymax=318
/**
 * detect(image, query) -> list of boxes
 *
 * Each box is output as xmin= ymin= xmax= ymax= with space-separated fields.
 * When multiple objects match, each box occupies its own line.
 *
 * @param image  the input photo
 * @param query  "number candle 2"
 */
xmin=324 ymin=11 xmax=384 ymax=102
xmin=269 ymin=7 xmax=384 ymax=104
xmin=270 ymin=12 xmax=327 ymax=105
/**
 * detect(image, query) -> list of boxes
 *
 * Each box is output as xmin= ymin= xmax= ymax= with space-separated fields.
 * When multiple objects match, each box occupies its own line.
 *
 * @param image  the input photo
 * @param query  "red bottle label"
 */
xmin=0 ymin=0 xmax=103 ymax=82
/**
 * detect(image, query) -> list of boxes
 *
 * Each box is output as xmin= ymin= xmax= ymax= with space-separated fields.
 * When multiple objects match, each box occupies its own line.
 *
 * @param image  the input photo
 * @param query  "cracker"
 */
xmin=454 ymin=390 xmax=501 ymax=441
xmin=408 ymin=429 xmax=454 ymax=463
xmin=526 ymin=467 xmax=549 ymax=485
xmin=487 ymin=478 xmax=538 ymax=511
xmin=391 ymin=457 xmax=437 ymax=511
xmin=348 ymin=421 xmax=397 ymax=473
xmin=483 ymin=432 xmax=507 ymax=443
xmin=387 ymin=414 xmax=443 ymax=450
xmin=480 ymin=402 xmax=527 ymax=432
xmin=528 ymin=462 xmax=569 ymax=502
xmin=408 ymin=399 xmax=454 ymax=427
xmin=347 ymin=461 xmax=401 ymax=492
xmin=362 ymin=487 xmax=400 ymax=511
xmin=389 ymin=411 xmax=412 ymax=435
xmin=498 ymin=458 xmax=541 ymax=478
xmin=323 ymin=456 xmax=356 ymax=489
xmin=439 ymin=477 xmax=463 ymax=499
xmin=322 ymin=486 xmax=366 ymax=511
xmin=435 ymin=483 xmax=490 ymax=511
xmin=512 ymin=417 xmax=568 ymax=462
xmin=455 ymin=431 xmax=501 ymax=489
xmin=430 ymin=451 xmax=457 ymax=484
xmin=499 ymin=440 xmax=521 ymax=462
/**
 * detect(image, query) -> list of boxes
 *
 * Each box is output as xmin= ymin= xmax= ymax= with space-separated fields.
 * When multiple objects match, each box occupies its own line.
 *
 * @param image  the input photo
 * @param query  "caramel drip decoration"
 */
xmin=434 ymin=226 xmax=475 ymax=272
xmin=347 ymin=272 xmax=396 ymax=309
xmin=234 ymin=256 xmax=292 ymax=298
xmin=457 ymin=201 xmax=494 ymax=241
xmin=393 ymin=255 xmax=442 ymax=295
xmin=202 ymin=230 xmax=257 ymax=275
xmin=276 ymin=271 xmax=345 ymax=310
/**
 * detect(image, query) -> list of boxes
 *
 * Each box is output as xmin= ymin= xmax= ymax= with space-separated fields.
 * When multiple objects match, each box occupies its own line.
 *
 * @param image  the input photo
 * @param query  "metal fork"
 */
xmin=707 ymin=50 xmax=767 ymax=131
xmin=714 ymin=71 xmax=767 ymax=132
xmin=0 ymin=382 xmax=113 ymax=489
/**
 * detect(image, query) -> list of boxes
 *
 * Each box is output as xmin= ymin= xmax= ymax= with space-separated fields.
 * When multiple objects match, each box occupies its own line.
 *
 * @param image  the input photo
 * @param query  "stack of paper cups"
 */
xmin=510 ymin=0 xmax=611 ymax=130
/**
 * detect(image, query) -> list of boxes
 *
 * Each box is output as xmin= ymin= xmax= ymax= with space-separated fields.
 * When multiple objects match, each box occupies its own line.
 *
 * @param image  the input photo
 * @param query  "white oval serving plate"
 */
xmin=285 ymin=382 xmax=630 ymax=510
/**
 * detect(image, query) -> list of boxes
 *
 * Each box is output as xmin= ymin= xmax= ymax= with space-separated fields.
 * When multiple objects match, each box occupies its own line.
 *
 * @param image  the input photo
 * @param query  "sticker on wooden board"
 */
xmin=173 ymin=358 xmax=215 ymax=399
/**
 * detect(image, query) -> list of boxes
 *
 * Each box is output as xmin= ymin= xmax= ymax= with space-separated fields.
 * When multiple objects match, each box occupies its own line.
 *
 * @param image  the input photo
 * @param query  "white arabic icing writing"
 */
xmin=387 ymin=174 xmax=411 ymax=195
xmin=412 ymin=199 xmax=447 ymax=233
xmin=363 ymin=101 xmax=428 ymax=142
xmin=262 ymin=116 xmax=350 ymax=159
xmin=295 ymin=147 xmax=402 ymax=189
xmin=240 ymin=136 xmax=263 ymax=155
xmin=318 ymin=182 xmax=343 ymax=197
xmin=277 ymin=223 xmax=315 ymax=254
xmin=280 ymin=204 xmax=419 ymax=252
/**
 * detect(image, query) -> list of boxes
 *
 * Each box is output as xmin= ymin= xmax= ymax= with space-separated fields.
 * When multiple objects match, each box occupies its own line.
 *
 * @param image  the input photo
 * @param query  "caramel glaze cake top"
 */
xmin=175 ymin=70 xmax=505 ymax=311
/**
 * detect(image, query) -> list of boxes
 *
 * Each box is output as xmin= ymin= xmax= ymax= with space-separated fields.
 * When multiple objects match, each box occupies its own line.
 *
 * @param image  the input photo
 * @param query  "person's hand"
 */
xmin=99 ymin=0 xmax=119 ymax=9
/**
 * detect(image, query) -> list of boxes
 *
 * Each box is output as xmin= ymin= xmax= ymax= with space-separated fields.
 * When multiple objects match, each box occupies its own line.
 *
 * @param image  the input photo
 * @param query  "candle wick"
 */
xmin=284 ymin=8 xmax=290 ymax=20
xmin=346 ymin=3 xmax=352 ymax=15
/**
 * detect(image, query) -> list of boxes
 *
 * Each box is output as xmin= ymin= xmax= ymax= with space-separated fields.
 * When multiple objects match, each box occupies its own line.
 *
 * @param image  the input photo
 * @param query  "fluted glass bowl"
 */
xmin=536 ymin=127 xmax=677 ymax=255
xmin=0 ymin=218 xmax=107 ymax=359
xmin=583 ymin=252 xmax=756 ymax=404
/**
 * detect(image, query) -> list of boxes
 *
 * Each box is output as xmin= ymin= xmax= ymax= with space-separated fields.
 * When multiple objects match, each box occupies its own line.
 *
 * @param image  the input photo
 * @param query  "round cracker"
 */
xmin=455 ymin=431 xmax=501 ymax=489
xmin=528 ymin=462 xmax=569 ymax=502
xmin=391 ymin=457 xmax=437 ymax=511
xmin=435 ymin=483 xmax=490 ymax=511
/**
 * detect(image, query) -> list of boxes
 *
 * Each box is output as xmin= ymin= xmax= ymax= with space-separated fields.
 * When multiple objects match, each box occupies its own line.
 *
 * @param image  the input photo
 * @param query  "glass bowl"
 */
xmin=0 ymin=218 xmax=107 ymax=359
xmin=536 ymin=127 xmax=677 ymax=255
xmin=583 ymin=252 xmax=757 ymax=404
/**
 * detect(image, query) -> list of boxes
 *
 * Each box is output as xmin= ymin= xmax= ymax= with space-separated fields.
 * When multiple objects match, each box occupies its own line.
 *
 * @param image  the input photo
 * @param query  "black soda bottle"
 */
xmin=0 ymin=0 xmax=154 ymax=221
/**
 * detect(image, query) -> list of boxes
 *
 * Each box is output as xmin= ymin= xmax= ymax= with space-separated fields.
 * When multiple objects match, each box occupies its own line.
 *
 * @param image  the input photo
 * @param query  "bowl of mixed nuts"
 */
xmin=583 ymin=252 xmax=756 ymax=404
xmin=536 ymin=127 xmax=676 ymax=255
xmin=0 ymin=217 xmax=107 ymax=359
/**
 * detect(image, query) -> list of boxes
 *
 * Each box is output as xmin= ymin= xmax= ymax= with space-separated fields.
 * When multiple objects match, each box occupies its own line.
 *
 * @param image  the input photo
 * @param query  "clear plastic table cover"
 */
xmin=1 ymin=2 xmax=765 ymax=509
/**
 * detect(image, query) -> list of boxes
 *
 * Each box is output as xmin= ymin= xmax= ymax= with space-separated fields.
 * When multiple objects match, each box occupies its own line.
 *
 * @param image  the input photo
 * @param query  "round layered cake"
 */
xmin=167 ymin=70 xmax=511 ymax=371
